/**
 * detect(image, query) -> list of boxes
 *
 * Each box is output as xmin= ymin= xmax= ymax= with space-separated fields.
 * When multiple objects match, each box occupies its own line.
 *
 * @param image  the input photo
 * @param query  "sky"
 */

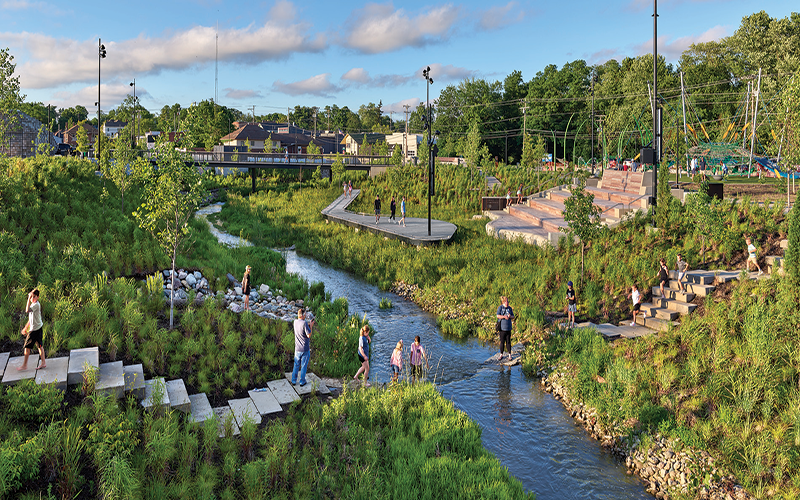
xmin=1 ymin=0 xmax=796 ymax=122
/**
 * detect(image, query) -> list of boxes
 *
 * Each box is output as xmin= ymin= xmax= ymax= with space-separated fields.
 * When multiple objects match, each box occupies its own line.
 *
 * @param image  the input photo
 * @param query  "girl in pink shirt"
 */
xmin=390 ymin=340 xmax=403 ymax=382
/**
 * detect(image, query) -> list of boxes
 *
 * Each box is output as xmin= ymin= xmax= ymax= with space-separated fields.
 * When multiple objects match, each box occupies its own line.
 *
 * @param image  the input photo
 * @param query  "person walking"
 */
xmin=343 ymin=181 xmax=348 ymax=198
xmin=290 ymin=309 xmax=313 ymax=386
xmin=516 ymin=184 xmax=523 ymax=205
xmin=654 ymin=258 xmax=669 ymax=297
xmin=241 ymin=265 xmax=252 ymax=310
xmin=353 ymin=325 xmax=372 ymax=387
xmin=348 ymin=181 xmax=353 ymax=197
xmin=745 ymin=237 xmax=763 ymax=276
xmin=506 ymin=189 xmax=512 ymax=207
xmin=374 ymin=195 xmax=381 ymax=224
xmin=628 ymin=284 xmax=647 ymax=326
xmin=675 ymin=253 xmax=689 ymax=293
xmin=390 ymin=196 xmax=396 ymax=222
xmin=566 ymin=281 xmax=577 ymax=328
xmin=390 ymin=340 xmax=403 ymax=382
xmin=496 ymin=296 xmax=514 ymax=360
xmin=400 ymin=196 xmax=407 ymax=227
xmin=409 ymin=335 xmax=428 ymax=383
xmin=18 ymin=289 xmax=46 ymax=371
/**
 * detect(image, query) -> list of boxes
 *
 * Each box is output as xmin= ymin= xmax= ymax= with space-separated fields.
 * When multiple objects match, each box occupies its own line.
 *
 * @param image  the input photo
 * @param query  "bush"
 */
xmin=2 ymin=379 xmax=64 ymax=423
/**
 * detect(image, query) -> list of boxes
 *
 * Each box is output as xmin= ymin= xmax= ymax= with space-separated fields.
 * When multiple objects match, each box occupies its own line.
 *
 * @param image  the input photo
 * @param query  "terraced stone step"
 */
xmin=67 ymin=347 xmax=99 ymax=385
xmin=1 ymin=355 xmax=39 ymax=386
xmin=124 ymin=364 xmax=146 ymax=400
xmin=228 ymin=398 xmax=262 ymax=427
xmin=248 ymin=388 xmax=283 ymax=416
xmin=142 ymin=378 xmax=170 ymax=412
xmin=189 ymin=393 xmax=213 ymax=423
xmin=653 ymin=287 xmax=697 ymax=302
xmin=634 ymin=315 xmax=678 ymax=332
xmin=95 ymin=361 xmax=125 ymax=399
xmin=213 ymin=406 xmax=240 ymax=438
xmin=35 ymin=356 xmax=69 ymax=391
xmin=652 ymin=297 xmax=697 ymax=314
xmin=526 ymin=198 xmax=567 ymax=218
xmin=639 ymin=303 xmax=679 ymax=321
xmin=548 ymin=189 xmax=632 ymax=218
xmin=506 ymin=205 xmax=567 ymax=233
xmin=165 ymin=379 xmax=191 ymax=413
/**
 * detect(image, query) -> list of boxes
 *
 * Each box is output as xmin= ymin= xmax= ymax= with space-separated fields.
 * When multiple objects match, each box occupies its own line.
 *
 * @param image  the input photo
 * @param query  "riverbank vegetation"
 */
xmin=0 ymin=155 xmax=530 ymax=499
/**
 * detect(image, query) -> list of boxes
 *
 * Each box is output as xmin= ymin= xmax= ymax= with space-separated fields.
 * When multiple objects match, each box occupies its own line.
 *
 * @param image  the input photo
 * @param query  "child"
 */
xmin=675 ymin=253 xmax=689 ymax=293
xmin=745 ymin=237 xmax=763 ymax=276
xmin=353 ymin=325 xmax=372 ymax=387
xmin=654 ymin=258 xmax=669 ymax=297
xmin=348 ymin=180 xmax=353 ymax=198
xmin=400 ymin=196 xmax=407 ymax=227
xmin=516 ymin=184 xmax=523 ymax=204
xmin=18 ymin=289 xmax=46 ymax=371
xmin=390 ymin=340 xmax=403 ymax=382
xmin=241 ymin=265 xmax=252 ymax=310
xmin=566 ymin=281 xmax=577 ymax=328
xmin=506 ymin=189 xmax=512 ymax=207
xmin=409 ymin=335 xmax=428 ymax=383
xmin=628 ymin=284 xmax=647 ymax=326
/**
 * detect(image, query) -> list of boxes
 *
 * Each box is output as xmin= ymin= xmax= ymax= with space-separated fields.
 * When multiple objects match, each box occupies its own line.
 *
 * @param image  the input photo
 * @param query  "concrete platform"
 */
xmin=34 ymin=356 xmax=69 ymax=390
xmin=213 ymin=406 xmax=241 ymax=437
xmin=67 ymin=347 xmax=99 ymax=385
xmin=165 ymin=379 xmax=191 ymax=413
xmin=124 ymin=364 xmax=146 ymax=400
xmin=142 ymin=378 xmax=170 ymax=412
xmin=640 ymin=303 xmax=679 ymax=321
xmin=228 ymin=398 xmax=262 ymax=427
xmin=267 ymin=378 xmax=301 ymax=405
xmin=2 ymin=355 xmax=39 ymax=386
xmin=95 ymin=361 xmax=125 ymax=399
xmin=284 ymin=372 xmax=331 ymax=395
xmin=615 ymin=324 xmax=654 ymax=339
xmin=248 ymin=388 xmax=283 ymax=415
xmin=321 ymin=190 xmax=457 ymax=246
xmin=0 ymin=352 xmax=9 ymax=380
xmin=188 ymin=393 xmax=214 ymax=423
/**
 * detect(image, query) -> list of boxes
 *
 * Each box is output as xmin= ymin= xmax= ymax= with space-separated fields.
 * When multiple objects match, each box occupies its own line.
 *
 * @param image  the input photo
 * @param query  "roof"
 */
xmin=105 ymin=120 xmax=127 ymax=127
xmin=220 ymin=123 xmax=271 ymax=142
xmin=65 ymin=122 xmax=98 ymax=134
xmin=346 ymin=133 xmax=386 ymax=145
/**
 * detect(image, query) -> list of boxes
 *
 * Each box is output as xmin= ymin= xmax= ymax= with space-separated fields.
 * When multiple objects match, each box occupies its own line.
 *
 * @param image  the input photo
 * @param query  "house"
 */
xmin=63 ymin=122 xmax=98 ymax=147
xmin=342 ymin=133 xmax=387 ymax=155
xmin=385 ymin=132 xmax=423 ymax=158
xmin=103 ymin=120 xmax=127 ymax=138
xmin=0 ymin=111 xmax=58 ymax=158
xmin=220 ymin=124 xmax=272 ymax=151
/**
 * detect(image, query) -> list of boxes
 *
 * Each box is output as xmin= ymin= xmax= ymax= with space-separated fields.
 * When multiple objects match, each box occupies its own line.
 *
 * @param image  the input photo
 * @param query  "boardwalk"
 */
xmin=321 ymin=189 xmax=457 ymax=246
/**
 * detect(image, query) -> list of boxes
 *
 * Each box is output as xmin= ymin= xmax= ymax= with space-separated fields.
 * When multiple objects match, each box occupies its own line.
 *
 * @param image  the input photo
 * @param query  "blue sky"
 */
xmin=1 ymin=0 xmax=796 ymax=120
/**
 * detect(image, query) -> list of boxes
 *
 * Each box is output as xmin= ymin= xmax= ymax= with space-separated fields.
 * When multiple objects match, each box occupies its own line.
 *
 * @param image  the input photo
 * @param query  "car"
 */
xmin=53 ymin=143 xmax=73 ymax=156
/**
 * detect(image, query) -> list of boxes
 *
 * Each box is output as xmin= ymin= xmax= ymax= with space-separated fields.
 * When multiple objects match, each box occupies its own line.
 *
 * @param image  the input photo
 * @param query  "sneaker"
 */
xmin=364 ymin=382 xmax=371 ymax=387
xmin=299 ymin=382 xmax=307 ymax=387
xmin=630 ymin=321 xmax=636 ymax=326
xmin=758 ymin=271 xmax=763 ymax=276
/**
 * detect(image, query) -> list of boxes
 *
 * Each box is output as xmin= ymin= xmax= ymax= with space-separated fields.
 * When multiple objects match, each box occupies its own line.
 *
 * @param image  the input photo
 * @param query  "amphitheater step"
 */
xmin=248 ymin=388 xmax=283 ymax=415
xmin=527 ymin=198 xmax=567 ymax=218
xmin=165 ymin=379 xmax=191 ymax=413
xmin=124 ymin=364 xmax=146 ymax=400
xmin=640 ymin=303 xmax=679 ymax=321
xmin=188 ymin=393 xmax=214 ymax=423
xmin=142 ymin=378 xmax=170 ymax=412
xmin=507 ymin=205 xmax=568 ymax=233
xmin=228 ymin=397 xmax=262 ymax=427
xmin=781 ymin=239 xmax=789 ymax=250
xmin=635 ymin=315 xmax=677 ymax=332
xmin=679 ymin=282 xmax=715 ymax=297
xmin=652 ymin=297 xmax=697 ymax=314
xmin=1 ymin=355 xmax=39 ymax=386
xmin=35 ymin=356 xmax=69 ymax=391
xmin=95 ymin=361 xmax=125 ymax=399
xmin=766 ymin=255 xmax=784 ymax=267
xmin=267 ymin=378 xmax=301 ymax=405
xmin=213 ymin=406 xmax=241 ymax=438
xmin=653 ymin=287 xmax=697 ymax=302
xmin=669 ymin=270 xmax=713 ymax=285
xmin=67 ymin=347 xmax=99 ymax=385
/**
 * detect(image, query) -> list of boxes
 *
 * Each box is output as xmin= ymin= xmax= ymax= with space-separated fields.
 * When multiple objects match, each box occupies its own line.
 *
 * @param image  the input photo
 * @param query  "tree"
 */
xmin=785 ymin=198 xmax=800 ymax=287
xmin=133 ymin=142 xmax=207 ymax=328
xmin=389 ymin=144 xmax=403 ymax=166
xmin=105 ymin=135 xmax=146 ymax=214
xmin=331 ymin=153 xmax=345 ymax=183
xmin=684 ymin=186 xmax=726 ymax=266
xmin=75 ymin=122 xmax=90 ymax=154
xmin=0 ymin=47 xmax=25 ymax=153
xmin=462 ymin=120 xmax=489 ymax=171
xmin=561 ymin=177 xmax=603 ymax=281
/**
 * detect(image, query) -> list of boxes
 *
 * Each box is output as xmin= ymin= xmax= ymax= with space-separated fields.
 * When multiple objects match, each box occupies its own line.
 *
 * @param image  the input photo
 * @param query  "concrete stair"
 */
xmin=165 ymin=379 xmax=191 ymax=413
xmin=634 ymin=315 xmax=677 ymax=332
xmin=142 ymin=378 xmax=170 ymax=412
xmin=95 ymin=361 xmax=125 ymax=399
xmin=124 ymin=364 xmax=146 ymax=400
xmin=766 ymin=255 xmax=784 ymax=275
xmin=639 ymin=303 xmax=679 ymax=321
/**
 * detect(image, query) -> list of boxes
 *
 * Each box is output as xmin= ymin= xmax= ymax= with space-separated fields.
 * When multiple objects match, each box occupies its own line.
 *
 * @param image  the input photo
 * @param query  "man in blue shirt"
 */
xmin=291 ymin=309 xmax=314 ymax=386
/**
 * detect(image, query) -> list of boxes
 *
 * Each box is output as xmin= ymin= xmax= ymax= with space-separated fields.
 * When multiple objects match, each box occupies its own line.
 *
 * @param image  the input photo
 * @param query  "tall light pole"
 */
xmin=130 ymin=79 xmax=136 ymax=146
xmin=422 ymin=66 xmax=434 ymax=236
xmin=652 ymin=0 xmax=659 ymax=193
xmin=98 ymin=39 xmax=106 ymax=154
xmin=591 ymin=69 xmax=595 ymax=175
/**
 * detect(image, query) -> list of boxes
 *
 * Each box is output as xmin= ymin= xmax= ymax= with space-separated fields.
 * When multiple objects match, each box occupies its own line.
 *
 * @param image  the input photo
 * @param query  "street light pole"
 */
xmin=130 ymin=79 xmax=136 ymax=146
xmin=422 ymin=66 xmax=434 ymax=236
xmin=98 ymin=38 xmax=106 ymax=156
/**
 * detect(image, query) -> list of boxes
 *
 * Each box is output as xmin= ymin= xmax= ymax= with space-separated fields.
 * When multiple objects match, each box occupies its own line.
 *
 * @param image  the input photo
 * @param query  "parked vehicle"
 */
xmin=54 ymin=143 xmax=73 ymax=156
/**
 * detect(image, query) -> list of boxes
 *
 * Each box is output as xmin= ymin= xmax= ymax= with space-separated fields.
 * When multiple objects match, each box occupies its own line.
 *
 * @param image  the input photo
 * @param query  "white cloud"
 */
xmin=1 ymin=0 xmax=65 ymax=14
xmin=272 ymin=73 xmax=340 ymax=97
xmin=635 ymin=26 xmax=728 ymax=60
xmin=48 ymin=81 xmax=141 ymax=110
xmin=477 ymin=2 xmax=524 ymax=31
xmin=627 ymin=0 xmax=718 ymax=11
xmin=422 ymin=63 xmax=478 ymax=82
xmin=343 ymin=2 xmax=462 ymax=54
xmin=342 ymin=67 xmax=371 ymax=84
xmin=224 ymin=88 xmax=263 ymax=100
xmin=0 ymin=2 xmax=325 ymax=89
xmin=382 ymin=97 xmax=421 ymax=114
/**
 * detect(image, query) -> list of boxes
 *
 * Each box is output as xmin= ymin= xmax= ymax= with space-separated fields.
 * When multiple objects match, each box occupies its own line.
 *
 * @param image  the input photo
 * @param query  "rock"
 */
xmin=163 ymin=270 xmax=171 ymax=277
xmin=235 ymin=286 xmax=242 ymax=295
xmin=259 ymin=284 xmax=270 ymax=295
xmin=186 ymin=274 xmax=197 ymax=286
xmin=227 ymin=273 xmax=239 ymax=286
xmin=193 ymin=271 xmax=202 ymax=280
xmin=229 ymin=302 xmax=243 ymax=313
xmin=178 ymin=271 xmax=188 ymax=280
xmin=181 ymin=279 xmax=189 ymax=288
xmin=172 ymin=277 xmax=182 ymax=289
xmin=250 ymin=291 xmax=260 ymax=301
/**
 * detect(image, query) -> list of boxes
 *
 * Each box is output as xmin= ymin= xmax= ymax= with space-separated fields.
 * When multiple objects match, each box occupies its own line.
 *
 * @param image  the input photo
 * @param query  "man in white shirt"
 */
xmin=19 ymin=289 xmax=47 ymax=370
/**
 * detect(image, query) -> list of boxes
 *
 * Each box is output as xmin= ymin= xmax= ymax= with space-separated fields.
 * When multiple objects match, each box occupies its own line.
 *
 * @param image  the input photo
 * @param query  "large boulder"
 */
xmin=227 ymin=273 xmax=239 ymax=286
xmin=186 ymin=274 xmax=197 ymax=287
xmin=259 ymin=284 xmax=270 ymax=295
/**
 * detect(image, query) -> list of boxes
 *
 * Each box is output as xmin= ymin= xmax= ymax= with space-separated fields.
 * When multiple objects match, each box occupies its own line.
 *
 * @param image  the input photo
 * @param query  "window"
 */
xmin=250 ymin=141 xmax=254 ymax=146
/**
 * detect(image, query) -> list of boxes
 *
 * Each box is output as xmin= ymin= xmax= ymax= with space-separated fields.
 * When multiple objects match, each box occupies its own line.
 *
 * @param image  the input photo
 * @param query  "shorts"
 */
xmin=358 ymin=353 xmax=367 ymax=363
xmin=747 ymin=256 xmax=757 ymax=264
xmin=677 ymin=272 xmax=686 ymax=281
xmin=633 ymin=303 xmax=641 ymax=312
xmin=410 ymin=364 xmax=423 ymax=377
xmin=568 ymin=304 xmax=577 ymax=313
xmin=391 ymin=364 xmax=400 ymax=375
xmin=24 ymin=327 xmax=43 ymax=350
xmin=374 ymin=209 xmax=380 ymax=215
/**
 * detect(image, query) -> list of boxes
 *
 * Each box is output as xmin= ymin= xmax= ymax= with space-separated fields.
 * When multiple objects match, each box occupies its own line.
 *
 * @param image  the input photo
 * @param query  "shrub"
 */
xmin=2 ymin=379 xmax=64 ymax=423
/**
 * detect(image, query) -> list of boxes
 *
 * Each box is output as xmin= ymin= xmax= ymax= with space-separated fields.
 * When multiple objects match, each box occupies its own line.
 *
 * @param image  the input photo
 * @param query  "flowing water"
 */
xmin=284 ymin=251 xmax=650 ymax=499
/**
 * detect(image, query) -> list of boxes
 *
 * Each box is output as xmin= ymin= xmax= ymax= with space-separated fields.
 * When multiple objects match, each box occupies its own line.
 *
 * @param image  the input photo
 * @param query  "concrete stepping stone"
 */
xmin=213 ymin=406 xmax=240 ymax=438
xmin=267 ymin=378 xmax=301 ymax=404
xmin=124 ymin=364 xmax=146 ymax=400
xmin=35 ymin=356 xmax=69 ymax=391
xmin=228 ymin=398 xmax=262 ymax=426
xmin=188 ymin=393 xmax=213 ymax=423
xmin=165 ymin=379 xmax=191 ymax=413
xmin=0 ymin=352 xmax=9 ymax=380
xmin=283 ymin=372 xmax=331 ymax=395
xmin=141 ymin=378 xmax=170 ymax=412
xmin=2 ymin=355 xmax=39 ymax=386
xmin=248 ymin=388 xmax=283 ymax=416
xmin=67 ymin=347 xmax=99 ymax=385
xmin=95 ymin=361 xmax=125 ymax=399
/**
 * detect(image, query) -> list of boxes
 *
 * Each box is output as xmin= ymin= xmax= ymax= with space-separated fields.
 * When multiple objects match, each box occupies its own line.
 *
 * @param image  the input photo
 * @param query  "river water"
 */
xmin=284 ymin=251 xmax=649 ymax=499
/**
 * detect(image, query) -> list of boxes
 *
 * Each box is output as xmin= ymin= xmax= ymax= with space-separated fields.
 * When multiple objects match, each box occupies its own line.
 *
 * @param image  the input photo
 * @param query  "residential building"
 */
xmin=63 ymin=122 xmax=98 ymax=147
xmin=220 ymin=123 xmax=272 ymax=151
xmin=342 ymin=132 xmax=386 ymax=155
xmin=385 ymin=132 xmax=423 ymax=159
xmin=0 ymin=111 xmax=58 ymax=158
xmin=103 ymin=120 xmax=127 ymax=138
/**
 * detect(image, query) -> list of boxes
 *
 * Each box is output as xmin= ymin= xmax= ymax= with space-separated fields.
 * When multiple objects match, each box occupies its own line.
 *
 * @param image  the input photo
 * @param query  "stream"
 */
xmin=284 ymin=251 xmax=650 ymax=499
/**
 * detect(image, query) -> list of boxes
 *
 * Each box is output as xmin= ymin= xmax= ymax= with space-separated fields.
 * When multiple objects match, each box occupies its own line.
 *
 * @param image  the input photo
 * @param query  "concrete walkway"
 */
xmin=321 ymin=189 xmax=457 ymax=246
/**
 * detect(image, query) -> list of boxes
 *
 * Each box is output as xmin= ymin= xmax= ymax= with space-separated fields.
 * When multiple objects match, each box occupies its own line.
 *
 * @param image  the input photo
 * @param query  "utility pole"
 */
xmin=249 ymin=105 xmax=256 ymax=122
xmin=313 ymin=107 xmax=318 ymax=137
xmin=591 ymin=70 xmax=595 ymax=175
xmin=748 ymin=68 xmax=762 ymax=178
xmin=680 ymin=71 xmax=689 ymax=178
xmin=403 ymin=104 xmax=411 ymax=162
xmin=743 ymin=81 xmax=750 ymax=149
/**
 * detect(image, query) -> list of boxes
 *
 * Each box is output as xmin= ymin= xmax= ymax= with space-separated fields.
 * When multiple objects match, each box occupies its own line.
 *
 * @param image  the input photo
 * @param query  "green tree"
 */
xmin=561 ymin=177 xmax=603 ymax=281
xmin=105 ymin=135 xmax=146 ymax=214
xmin=133 ymin=142 xmax=207 ymax=328
xmin=389 ymin=144 xmax=403 ymax=166
xmin=462 ymin=120 xmax=489 ymax=171
xmin=684 ymin=187 xmax=726 ymax=265
xmin=331 ymin=153 xmax=345 ymax=183
xmin=785 ymin=199 xmax=800 ymax=287
xmin=0 ymin=47 xmax=25 ymax=153
xmin=75 ymin=122 xmax=90 ymax=154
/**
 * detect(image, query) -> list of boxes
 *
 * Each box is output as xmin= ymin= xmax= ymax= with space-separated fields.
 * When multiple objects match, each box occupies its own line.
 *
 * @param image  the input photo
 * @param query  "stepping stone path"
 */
xmin=0 ymin=346 xmax=332 ymax=439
